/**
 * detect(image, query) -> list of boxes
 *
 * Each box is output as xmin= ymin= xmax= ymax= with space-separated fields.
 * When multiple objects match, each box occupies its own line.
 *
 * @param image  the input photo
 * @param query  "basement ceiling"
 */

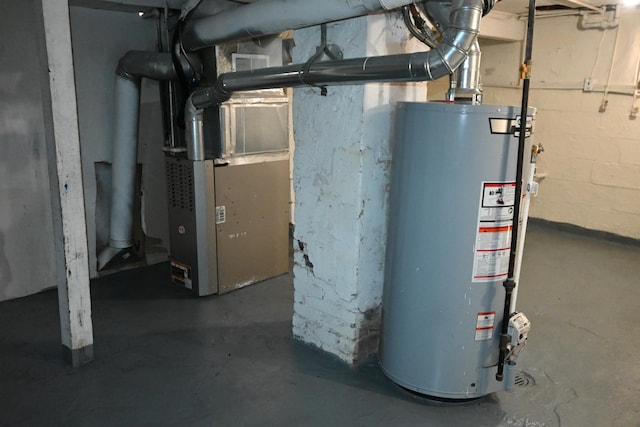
xmin=69 ymin=0 xmax=620 ymax=17
xmin=68 ymin=0 xmax=256 ymax=14
xmin=493 ymin=0 xmax=616 ymax=14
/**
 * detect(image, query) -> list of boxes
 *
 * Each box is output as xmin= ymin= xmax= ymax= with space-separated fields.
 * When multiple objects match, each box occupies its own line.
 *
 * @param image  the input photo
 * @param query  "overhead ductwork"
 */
xmin=184 ymin=0 xmax=484 ymax=157
xmin=182 ymin=0 xmax=419 ymax=51
xmin=191 ymin=0 xmax=482 ymax=97
xmin=102 ymin=0 xmax=493 ymax=269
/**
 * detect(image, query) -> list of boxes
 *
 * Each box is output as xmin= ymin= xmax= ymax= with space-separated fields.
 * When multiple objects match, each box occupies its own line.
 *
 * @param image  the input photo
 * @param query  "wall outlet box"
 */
xmin=583 ymin=77 xmax=593 ymax=92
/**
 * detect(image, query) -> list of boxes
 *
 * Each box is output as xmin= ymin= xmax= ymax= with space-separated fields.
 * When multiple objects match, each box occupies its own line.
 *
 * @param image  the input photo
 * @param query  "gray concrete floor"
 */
xmin=1 ymin=223 xmax=639 ymax=427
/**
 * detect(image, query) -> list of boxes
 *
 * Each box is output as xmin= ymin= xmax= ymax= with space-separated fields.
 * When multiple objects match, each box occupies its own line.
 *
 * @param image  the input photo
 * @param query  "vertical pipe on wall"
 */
xmin=496 ymin=0 xmax=536 ymax=382
xmin=109 ymin=77 xmax=141 ymax=250
xmin=98 ymin=51 xmax=178 ymax=270
xmin=510 ymin=144 xmax=542 ymax=314
xmin=97 ymin=76 xmax=141 ymax=270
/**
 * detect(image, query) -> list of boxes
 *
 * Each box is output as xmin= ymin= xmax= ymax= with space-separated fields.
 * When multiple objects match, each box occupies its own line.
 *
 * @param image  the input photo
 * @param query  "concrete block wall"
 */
xmin=291 ymin=13 xmax=426 ymax=363
xmin=0 ymin=0 xmax=59 ymax=301
xmin=480 ymin=10 xmax=640 ymax=239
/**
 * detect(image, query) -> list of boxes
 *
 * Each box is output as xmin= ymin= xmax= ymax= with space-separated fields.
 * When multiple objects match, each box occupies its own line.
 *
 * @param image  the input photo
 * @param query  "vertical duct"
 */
xmin=454 ymin=39 xmax=482 ymax=102
xmin=98 ymin=52 xmax=177 ymax=270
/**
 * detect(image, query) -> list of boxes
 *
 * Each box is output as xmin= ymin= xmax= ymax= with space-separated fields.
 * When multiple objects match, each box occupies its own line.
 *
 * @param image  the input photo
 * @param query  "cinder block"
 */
xmin=543 ymin=134 xmax=620 ymax=163
xmin=619 ymin=140 xmax=640 ymax=166
xmin=613 ymin=187 xmax=640 ymax=215
xmin=581 ymin=207 xmax=640 ymax=239
xmin=531 ymin=199 xmax=640 ymax=239
xmin=537 ymin=154 xmax=594 ymax=183
xmin=534 ymin=178 xmax=616 ymax=208
xmin=591 ymin=162 xmax=640 ymax=190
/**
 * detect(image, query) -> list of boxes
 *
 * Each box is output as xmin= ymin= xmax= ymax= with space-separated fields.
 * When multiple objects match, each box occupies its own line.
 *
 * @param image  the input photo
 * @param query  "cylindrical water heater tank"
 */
xmin=380 ymin=102 xmax=534 ymax=400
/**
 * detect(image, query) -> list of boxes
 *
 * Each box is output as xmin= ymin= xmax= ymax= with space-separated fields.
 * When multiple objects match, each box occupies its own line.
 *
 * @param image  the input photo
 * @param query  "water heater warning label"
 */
xmin=472 ymin=182 xmax=515 ymax=283
xmin=475 ymin=312 xmax=496 ymax=341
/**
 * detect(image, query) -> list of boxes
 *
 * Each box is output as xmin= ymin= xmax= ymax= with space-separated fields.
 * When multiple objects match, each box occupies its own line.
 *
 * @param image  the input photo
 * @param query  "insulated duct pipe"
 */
xmin=187 ymin=0 xmax=483 ymax=115
xmin=182 ymin=0 xmax=419 ymax=51
xmin=184 ymin=0 xmax=484 ymax=159
xmin=98 ymin=51 xmax=178 ymax=270
xmin=116 ymin=51 xmax=178 ymax=80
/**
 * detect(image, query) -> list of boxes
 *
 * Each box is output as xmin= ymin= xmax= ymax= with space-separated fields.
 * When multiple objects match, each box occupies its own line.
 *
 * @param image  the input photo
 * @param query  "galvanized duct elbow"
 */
xmin=420 ymin=0 xmax=488 ymax=101
xmin=425 ymin=0 xmax=483 ymax=78
xmin=116 ymin=50 xmax=178 ymax=81
xmin=182 ymin=0 xmax=418 ymax=52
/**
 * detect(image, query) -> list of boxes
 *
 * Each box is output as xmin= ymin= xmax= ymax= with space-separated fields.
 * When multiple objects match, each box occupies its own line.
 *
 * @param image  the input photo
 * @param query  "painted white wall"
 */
xmin=292 ymin=12 xmax=427 ymax=363
xmin=481 ymin=9 xmax=640 ymax=239
xmin=69 ymin=6 xmax=169 ymax=276
xmin=0 ymin=0 xmax=59 ymax=301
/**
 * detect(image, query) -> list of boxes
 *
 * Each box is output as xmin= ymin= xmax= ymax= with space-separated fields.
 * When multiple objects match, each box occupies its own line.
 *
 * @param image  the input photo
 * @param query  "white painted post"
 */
xmin=40 ymin=0 xmax=94 ymax=367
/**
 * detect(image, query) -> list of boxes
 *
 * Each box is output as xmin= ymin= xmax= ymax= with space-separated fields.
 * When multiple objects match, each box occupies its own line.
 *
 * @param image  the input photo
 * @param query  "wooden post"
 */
xmin=40 ymin=0 xmax=94 ymax=367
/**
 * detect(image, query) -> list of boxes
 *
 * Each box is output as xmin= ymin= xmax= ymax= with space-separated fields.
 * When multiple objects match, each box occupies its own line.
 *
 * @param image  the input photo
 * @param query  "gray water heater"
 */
xmin=380 ymin=102 xmax=534 ymax=400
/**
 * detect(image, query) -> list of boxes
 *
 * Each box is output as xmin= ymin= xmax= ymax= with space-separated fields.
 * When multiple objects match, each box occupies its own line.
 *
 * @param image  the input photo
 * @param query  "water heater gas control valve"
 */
xmin=508 ymin=312 xmax=531 ymax=354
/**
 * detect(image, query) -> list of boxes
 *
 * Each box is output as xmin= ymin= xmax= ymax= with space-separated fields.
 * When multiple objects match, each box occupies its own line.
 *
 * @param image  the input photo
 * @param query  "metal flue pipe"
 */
xmin=182 ymin=0 xmax=419 ymax=52
xmin=420 ymin=0 xmax=484 ymax=101
xmin=454 ymin=39 xmax=481 ymax=101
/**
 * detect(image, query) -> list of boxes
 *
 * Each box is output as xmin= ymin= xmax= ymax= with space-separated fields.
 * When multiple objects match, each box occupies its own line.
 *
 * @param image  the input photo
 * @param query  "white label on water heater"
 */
xmin=472 ymin=182 xmax=516 ymax=283
xmin=475 ymin=312 xmax=496 ymax=341
xmin=215 ymin=206 xmax=226 ymax=224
